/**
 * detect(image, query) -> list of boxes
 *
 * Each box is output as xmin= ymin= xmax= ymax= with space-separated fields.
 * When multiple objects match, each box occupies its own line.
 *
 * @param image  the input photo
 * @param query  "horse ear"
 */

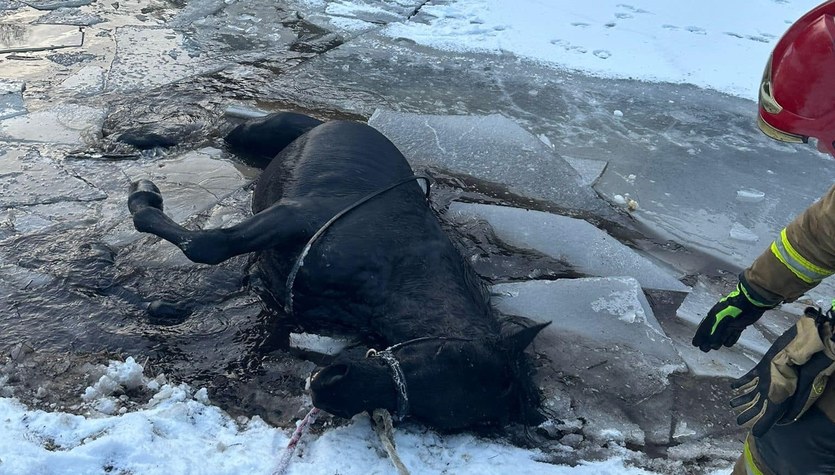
xmin=504 ymin=321 xmax=550 ymax=354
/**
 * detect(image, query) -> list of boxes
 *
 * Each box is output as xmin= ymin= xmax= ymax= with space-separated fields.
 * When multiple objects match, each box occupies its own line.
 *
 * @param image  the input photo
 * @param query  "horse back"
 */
xmin=252 ymin=120 xmax=415 ymax=213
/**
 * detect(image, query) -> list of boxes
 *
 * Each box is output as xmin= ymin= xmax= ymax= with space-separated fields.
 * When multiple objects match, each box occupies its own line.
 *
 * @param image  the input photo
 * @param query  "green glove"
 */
xmin=730 ymin=308 xmax=835 ymax=437
xmin=692 ymin=278 xmax=777 ymax=353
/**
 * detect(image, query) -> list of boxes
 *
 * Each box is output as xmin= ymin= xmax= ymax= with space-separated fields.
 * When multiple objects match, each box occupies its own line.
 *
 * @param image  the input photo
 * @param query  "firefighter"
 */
xmin=691 ymin=2 xmax=835 ymax=473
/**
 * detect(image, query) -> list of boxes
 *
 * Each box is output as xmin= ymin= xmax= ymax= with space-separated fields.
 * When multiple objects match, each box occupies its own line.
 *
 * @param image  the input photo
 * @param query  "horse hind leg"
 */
xmin=128 ymin=179 xmax=309 ymax=265
xmin=224 ymin=112 xmax=323 ymax=169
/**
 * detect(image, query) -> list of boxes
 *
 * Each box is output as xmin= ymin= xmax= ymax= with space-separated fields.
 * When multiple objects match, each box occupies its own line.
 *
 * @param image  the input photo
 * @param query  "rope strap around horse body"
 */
xmin=284 ymin=174 xmax=431 ymax=316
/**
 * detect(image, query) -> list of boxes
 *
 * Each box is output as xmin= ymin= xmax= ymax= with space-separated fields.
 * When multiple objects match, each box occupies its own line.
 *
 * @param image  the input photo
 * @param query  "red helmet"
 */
xmin=758 ymin=1 xmax=835 ymax=157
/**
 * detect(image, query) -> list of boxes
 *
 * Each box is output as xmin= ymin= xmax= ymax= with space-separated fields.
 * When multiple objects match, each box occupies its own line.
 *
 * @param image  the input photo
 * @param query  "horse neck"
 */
xmin=378 ymin=267 xmax=497 ymax=343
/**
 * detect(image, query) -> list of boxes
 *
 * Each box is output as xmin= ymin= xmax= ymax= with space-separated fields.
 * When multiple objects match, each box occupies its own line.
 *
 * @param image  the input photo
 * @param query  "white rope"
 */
xmin=372 ymin=408 xmax=411 ymax=475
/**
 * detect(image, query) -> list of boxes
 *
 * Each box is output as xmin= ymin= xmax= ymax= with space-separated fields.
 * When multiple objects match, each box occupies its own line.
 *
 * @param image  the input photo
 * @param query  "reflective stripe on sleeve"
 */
xmin=770 ymin=228 xmax=834 ymax=284
xmin=743 ymin=438 xmax=765 ymax=475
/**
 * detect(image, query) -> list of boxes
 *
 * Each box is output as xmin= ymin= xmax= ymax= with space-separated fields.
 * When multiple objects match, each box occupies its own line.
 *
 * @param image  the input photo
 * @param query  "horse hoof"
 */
xmin=128 ymin=180 xmax=164 ymax=214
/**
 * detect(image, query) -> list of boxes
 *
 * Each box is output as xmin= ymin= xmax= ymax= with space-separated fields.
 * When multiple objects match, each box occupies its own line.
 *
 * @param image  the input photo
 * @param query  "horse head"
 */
xmin=310 ymin=322 xmax=549 ymax=431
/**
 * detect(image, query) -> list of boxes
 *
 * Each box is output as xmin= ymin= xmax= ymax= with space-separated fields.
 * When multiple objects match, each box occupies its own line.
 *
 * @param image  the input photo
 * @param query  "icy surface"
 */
xmin=0 ymin=104 xmax=105 ymax=145
xmin=381 ymin=0 xmax=814 ymax=101
xmin=271 ymin=31 xmax=835 ymax=273
xmin=563 ymin=155 xmax=608 ymax=186
xmin=123 ymin=148 xmax=251 ymax=224
xmin=106 ymin=28 xmax=216 ymax=93
xmin=0 ymin=78 xmax=26 ymax=120
xmin=0 ymin=24 xmax=84 ymax=53
xmin=289 ymin=332 xmax=354 ymax=356
xmin=56 ymin=65 xmax=106 ymax=97
xmin=451 ymin=202 xmax=688 ymax=293
xmin=493 ymin=277 xmax=685 ymax=444
xmin=0 ymin=147 xmax=106 ymax=207
xmin=593 ymin=136 xmax=835 ymax=270
xmin=285 ymin=0 xmax=428 ymax=36
xmin=370 ymin=110 xmax=614 ymax=217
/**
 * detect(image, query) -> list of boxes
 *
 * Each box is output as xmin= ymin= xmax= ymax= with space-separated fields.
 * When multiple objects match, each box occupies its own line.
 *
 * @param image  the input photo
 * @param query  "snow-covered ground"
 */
xmin=0 ymin=358 xmax=682 ymax=475
xmin=304 ymin=0 xmax=817 ymax=100
xmin=0 ymin=0 xmax=826 ymax=474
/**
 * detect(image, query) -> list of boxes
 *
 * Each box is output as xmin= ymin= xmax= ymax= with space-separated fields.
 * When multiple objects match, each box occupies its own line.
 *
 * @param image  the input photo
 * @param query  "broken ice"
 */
xmin=736 ymin=189 xmax=765 ymax=203
xmin=370 ymin=110 xmax=615 ymax=218
xmin=449 ymin=202 xmax=688 ymax=293
xmin=0 ymin=24 xmax=84 ymax=53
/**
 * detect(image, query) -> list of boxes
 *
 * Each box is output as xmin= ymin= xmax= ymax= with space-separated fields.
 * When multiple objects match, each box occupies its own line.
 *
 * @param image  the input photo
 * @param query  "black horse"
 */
xmin=128 ymin=112 xmax=547 ymax=431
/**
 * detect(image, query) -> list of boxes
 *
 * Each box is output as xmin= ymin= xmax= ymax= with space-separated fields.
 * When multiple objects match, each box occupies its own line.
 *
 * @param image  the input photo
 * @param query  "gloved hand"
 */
xmin=692 ymin=280 xmax=776 ymax=352
xmin=730 ymin=308 xmax=835 ymax=437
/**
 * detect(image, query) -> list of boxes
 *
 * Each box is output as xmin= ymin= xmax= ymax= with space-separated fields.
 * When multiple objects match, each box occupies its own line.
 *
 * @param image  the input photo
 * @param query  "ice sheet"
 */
xmin=493 ymin=277 xmax=685 ymax=445
xmin=451 ymin=202 xmax=688 ymax=293
xmin=370 ymin=110 xmax=613 ymax=217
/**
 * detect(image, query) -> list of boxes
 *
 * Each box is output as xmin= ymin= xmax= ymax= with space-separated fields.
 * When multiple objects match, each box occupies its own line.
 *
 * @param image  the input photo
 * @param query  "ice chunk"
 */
xmin=0 ymin=92 xmax=25 ymax=121
xmin=224 ymin=105 xmax=269 ymax=120
xmin=562 ymin=155 xmax=608 ymax=186
xmin=494 ymin=277 xmax=684 ymax=445
xmin=370 ymin=110 xmax=614 ymax=217
xmin=24 ymin=0 xmax=92 ymax=9
xmin=736 ymin=189 xmax=765 ymax=203
xmin=293 ymin=0 xmax=429 ymax=35
xmin=124 ymin=148 xmax=250 ymax=223
xmin=494 ymin=278 xmax=677 ymax=358
xmin=106 ymin=28 xmax=216 ymax=93
xmin=450 ymin=202 xmax=689 ymax=293
xmin=0 ymin=79 xmax=25 ymax=121
xmin=0 ymin=24 xmax=83 ymax=53
xmin=729 ymin=223 xmax=759 ymax=243
xmin=33 ymin=8 xmax=102 ymax=25
xmin=56 ymin=65 xmax=105 ymax=97
xmin=82 ymin=357 xmax=146 ymax=402
xmin=0 ymin=104 xmax=105 ymax=145
xmin=672 ymin=422 xmax=697 ymax=441
xmin=0 ymin=147 xmax=106 ymax=208
xmin=674 ymin=338 xmax=757 ymax=378
xmin=4 ymin=201 xmax=94 ymax=234
xmin=289 ymin=333 xmax=354 ymax=357
xmin=663 ymin=312 xmax=758 ymax=378
xmin=0 ymin=80 xmax=23 ymax=94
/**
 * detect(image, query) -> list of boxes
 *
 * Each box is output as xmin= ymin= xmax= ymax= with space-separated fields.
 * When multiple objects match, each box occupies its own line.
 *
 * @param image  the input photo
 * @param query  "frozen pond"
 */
xmin=0 ymin=0 xmax=824 ymax=473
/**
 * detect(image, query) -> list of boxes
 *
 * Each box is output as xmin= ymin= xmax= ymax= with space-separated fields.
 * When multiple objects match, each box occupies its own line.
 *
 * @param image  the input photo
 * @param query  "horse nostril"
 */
xmin=312 ymin=364 xmax=350 ymax=387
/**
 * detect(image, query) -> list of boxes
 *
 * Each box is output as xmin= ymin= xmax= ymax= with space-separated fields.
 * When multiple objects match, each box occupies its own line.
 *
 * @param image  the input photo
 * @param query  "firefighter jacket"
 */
xmin=738 ymin=184 xmax=835 ymax=474
xmin=746 ymin=184 xmax=835 ymax=306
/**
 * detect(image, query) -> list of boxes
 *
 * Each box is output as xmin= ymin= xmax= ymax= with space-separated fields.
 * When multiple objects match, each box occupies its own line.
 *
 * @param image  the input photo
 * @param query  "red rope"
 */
xmin=272 ymin=407 xmax=320 ymax=475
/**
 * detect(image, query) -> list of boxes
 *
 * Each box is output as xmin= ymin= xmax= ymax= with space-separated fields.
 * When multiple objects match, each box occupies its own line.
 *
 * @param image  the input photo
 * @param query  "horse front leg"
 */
xmin=128 ymin=179 xmax=309 ymax=264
